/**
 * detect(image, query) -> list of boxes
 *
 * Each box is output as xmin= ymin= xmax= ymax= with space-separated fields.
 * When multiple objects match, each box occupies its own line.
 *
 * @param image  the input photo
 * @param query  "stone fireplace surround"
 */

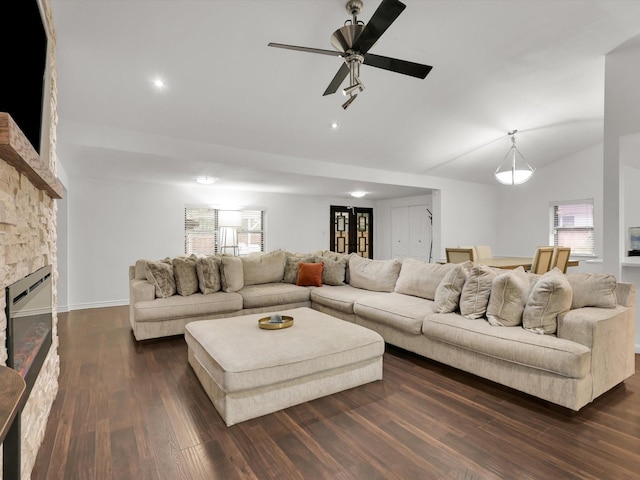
xmin=0 ymin=0 xmax=61 ymax=477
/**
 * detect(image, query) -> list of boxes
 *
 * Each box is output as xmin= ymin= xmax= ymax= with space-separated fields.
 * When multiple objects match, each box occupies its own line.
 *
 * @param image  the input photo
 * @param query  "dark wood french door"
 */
xmin=330 ymin=206 xmax=373 ymax=258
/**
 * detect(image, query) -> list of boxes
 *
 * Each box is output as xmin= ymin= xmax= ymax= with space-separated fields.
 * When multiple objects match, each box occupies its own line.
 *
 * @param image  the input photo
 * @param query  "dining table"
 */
xmin=475 ymin=256 xmax=579 ymax=270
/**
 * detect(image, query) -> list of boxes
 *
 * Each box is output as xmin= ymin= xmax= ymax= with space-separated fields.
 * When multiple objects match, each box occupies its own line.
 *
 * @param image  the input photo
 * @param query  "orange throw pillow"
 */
xmin=296 ymin=262 xmax=324 ymax=287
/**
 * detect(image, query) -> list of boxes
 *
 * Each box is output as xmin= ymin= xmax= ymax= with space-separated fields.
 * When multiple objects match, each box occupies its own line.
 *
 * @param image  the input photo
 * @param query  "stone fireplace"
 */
xmin=0 ymin=0 xmax=62 ymax=478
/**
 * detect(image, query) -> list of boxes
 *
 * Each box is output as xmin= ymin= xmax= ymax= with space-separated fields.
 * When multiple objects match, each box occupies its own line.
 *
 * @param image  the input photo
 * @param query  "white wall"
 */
xmin=495 ymin=144 xmax=604 ymax=263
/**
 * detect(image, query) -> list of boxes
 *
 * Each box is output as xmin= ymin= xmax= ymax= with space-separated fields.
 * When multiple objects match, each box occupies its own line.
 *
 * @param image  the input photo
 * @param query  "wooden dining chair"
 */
xmin=551 ymin=246 xmax=571 ymax=273
xmin=446 ymin=247 xmax=475 ymax=264
xmin=530 ymin=246 xmax=554 ymax=274
xmin=474 ymin=245 xmax=493 ymax=259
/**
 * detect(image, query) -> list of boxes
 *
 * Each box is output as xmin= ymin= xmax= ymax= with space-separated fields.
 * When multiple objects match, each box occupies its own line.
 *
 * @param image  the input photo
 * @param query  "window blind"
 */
xmin=550 ymin=200 xmax=594 ymax=256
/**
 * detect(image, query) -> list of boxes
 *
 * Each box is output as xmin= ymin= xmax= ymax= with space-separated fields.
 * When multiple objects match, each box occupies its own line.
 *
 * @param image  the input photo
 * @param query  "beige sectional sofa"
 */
xmin=129 ymin=250 xmax=636 ymax=411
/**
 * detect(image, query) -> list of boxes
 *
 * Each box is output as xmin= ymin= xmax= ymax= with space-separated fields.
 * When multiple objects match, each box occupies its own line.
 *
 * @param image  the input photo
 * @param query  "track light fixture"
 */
xmin=342 ymin=94 xmax=358 ymax=110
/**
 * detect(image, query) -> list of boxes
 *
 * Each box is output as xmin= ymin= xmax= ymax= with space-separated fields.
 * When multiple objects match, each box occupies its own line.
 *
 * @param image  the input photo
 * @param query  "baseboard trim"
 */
xmin=67 ymin=300 xmax=129 ymax=311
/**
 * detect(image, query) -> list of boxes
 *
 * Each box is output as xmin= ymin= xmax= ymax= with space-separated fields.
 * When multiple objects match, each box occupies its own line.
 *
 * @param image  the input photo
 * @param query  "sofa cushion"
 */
xmin=173 ymin=256 xmax=199 ymax=296
xmin=394 ymin=258 xmax=456 ymax=300
xmin=310 ymin=285 xmax=385 ymax=314
xmin=145 ymin=260 xmax=176 ymax=298
xmin=239 ymin=283 xmax=311 ymax=309
xmin=317 ymin=256 xmax=347 ymax=286
xmin=220 ymin=256 xmax=244 ymax=292
xmin=486 ymin=267 xmax=531 ymax=327
xmin=460 ymin=265 xmax=498 ymax=319
xmin=349 ymin=256 xmax=402 ymax=292
xmin=567 ymin=272 xmax=617 ymax=309
xmin=296 ymin=263 xmax=324 ymax=287
xmin=354 ymin=292 xmax=434 ymax=335
xmin=433 ymin=264 xmax=468 ymax=313
xmin=422 ymin=313 xmax=591 ymax=378
xmin=523 ymin=268 xmax=573 ymax=335
xmin=242 ymin=250 xmax=286 ymax=286
xmin=133 ymin=291 xmax=243 ymax=322
xmin=283 ymin=254 xmax=315 ymax=284
xmin=196 ymin=256 xmax=222 ymax=294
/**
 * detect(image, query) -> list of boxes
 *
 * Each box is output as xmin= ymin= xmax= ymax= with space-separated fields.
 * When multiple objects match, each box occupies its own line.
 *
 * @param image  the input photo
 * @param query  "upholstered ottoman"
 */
xmin=184 ymin=307 xmax=385 ymax=426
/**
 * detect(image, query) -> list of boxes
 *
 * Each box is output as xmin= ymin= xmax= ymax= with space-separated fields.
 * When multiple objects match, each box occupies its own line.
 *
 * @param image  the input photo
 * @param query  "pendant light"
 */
xmin=494 ymin=130 xmax=535 ymax=185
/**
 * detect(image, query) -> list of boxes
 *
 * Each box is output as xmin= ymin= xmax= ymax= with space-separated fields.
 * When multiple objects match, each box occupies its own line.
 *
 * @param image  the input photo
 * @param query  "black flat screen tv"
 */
xmin=0 ymin=0 xmax=48 ymax=154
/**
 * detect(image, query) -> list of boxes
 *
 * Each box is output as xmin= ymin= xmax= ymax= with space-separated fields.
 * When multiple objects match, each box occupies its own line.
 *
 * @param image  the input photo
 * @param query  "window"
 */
xmin=185 ymin=207 xmax=265 ymax=256
xmin=549 ymin=200 xmax=594 ymax=256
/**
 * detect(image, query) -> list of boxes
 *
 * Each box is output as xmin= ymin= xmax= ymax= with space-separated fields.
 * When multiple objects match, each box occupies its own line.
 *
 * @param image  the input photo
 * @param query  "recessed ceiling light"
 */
xmin=350 ymin=191 xmax=366 ymax=198
xmin=331 ymin=122 xmax=339 ymax=129
xmin=195 ymin=176 xmax=217 ymax=185
xmin=152 ymin=77 xmax=166 ymax=89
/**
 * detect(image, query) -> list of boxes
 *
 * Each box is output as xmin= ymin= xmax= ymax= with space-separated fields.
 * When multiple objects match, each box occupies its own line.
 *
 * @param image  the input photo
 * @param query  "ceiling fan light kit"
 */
xmin=494 ymin=130 xmax=535 ymax=186
xmin=268 ymin=0 xmax=432 ymax=109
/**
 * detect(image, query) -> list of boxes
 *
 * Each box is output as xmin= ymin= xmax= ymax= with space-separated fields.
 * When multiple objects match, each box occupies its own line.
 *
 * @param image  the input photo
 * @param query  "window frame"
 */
xmin=548 ymin=199 xmax=595 ymax=257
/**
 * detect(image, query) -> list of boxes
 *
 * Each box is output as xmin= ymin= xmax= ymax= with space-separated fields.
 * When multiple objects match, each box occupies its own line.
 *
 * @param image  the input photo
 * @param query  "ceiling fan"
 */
xmin=268 ymin=0 xmax=433 ymax=109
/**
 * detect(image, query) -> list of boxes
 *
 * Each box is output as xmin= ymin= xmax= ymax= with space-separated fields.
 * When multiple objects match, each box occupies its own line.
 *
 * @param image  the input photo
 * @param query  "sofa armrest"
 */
xmin=130 ymin=279 xmax=155 ymax=303
xmin=558 ymin=304 xmax=635 ymax=398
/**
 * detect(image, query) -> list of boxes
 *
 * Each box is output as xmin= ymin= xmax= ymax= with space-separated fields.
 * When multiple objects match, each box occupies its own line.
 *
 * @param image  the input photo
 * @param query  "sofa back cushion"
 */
xmin=241 ymin=250 xmax=286 ymax=286
xmin=395 ymin=258 xmax=456 ymax=300
xmin=349 ymin=256 xmax=402 ymax=292
xmin=196 ymin=256 xmax=222 ymax=294
xmin=566 ymin=272 xmax=617 ymax=309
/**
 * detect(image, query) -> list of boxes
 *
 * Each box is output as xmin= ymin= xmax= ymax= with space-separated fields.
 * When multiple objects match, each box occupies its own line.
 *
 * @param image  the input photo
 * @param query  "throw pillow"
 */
xmin=283 ymin=254 xmax=315 ymax=284
xmin=172 ymin=256 xmax=199 ymax=296
xmin=296 ymin=262 xmax=324 ymax=287
xmin=394 ymin=258 xmax=457 ymax=300
xmin=523 ymin=268 xmax=573 ymax=335
xmin=241 ymin=250 xmax=286 ymax=285
xmin=196 ymin=256 xmax=222 ymax=294
xmin=349 ymin=255 xmax=402 ymax=292
xmin=486 ymin=267 xmax=531 ymax=327
xmin=566 ymin=273 xmax=617 ymax=309
xmin=317 ymin=256 xmax=347 ymax=286
xmin=433 ymin=264 xmax=468 ymax=313
xmin=220 ymin=256 xmax=244 ymax=292
xmin=460 ymin=264 xmax=498 ymax=319
xmin=145 ymin=260 xmax=176 ymax=298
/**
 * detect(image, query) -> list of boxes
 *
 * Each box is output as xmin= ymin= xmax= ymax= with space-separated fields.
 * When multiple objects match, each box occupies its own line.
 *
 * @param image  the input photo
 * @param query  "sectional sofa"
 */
xmin=128 ymin=250 xmax=636 ymax=411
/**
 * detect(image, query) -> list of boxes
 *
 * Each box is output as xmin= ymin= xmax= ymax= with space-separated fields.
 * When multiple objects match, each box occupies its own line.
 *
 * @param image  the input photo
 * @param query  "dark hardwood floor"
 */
xmin=32 ymin=306 xmax=640 ymax=479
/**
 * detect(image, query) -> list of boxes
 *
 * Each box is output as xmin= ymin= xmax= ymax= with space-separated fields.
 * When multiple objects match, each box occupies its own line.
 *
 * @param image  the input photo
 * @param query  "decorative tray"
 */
xmin=258 ymin=315 xmax=294 ymax=330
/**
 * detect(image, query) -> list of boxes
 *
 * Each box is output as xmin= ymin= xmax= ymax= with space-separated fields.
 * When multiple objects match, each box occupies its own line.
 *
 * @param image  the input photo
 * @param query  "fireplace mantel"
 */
xmin=0 ymin=113 xmax=63 ymax=199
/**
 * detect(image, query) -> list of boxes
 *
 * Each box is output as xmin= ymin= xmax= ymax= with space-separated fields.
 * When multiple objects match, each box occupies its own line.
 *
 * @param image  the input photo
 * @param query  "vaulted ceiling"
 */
xmin=50 ymin=0 xmax=640 ymax=199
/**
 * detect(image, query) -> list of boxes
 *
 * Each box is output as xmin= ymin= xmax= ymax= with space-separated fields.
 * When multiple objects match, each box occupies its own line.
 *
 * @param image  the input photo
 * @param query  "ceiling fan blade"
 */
xmin=268 ymin=42 xmax=344 ymax=58
xmin=363 ymin=53 xmax=432 ymax=79
xmin=353 ymin=0 xmax=406 ymax=55
xmin=323 ymin=63 xmax=351 ymax=96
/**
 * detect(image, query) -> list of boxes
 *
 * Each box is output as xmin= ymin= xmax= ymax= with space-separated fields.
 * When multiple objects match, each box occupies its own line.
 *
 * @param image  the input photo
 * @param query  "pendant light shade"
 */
xmin=494 ymin=130 xmax=535 ymax=185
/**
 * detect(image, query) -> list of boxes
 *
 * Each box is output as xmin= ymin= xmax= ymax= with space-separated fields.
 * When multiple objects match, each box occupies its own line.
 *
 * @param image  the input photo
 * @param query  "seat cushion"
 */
xmin=310 ymin=285 xmax=387 ymax=314
xmin=238 ymin=283 xmax=311 ymax=308
xmin=422 ymin=313 xmax=590 ymax=378
xmin=134 ymin=291 xmax=242 ymax=322
xmin=354 ymin=292 xmax=435 ymax=335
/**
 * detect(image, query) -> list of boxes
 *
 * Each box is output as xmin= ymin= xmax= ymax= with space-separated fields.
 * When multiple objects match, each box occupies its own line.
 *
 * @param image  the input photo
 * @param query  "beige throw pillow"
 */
xmin=317 ymin=256 xmax=347 ymax=286
xmin=486 ymin=267 xmax=530 ymax=327
xmin=523 ymin=268 xmax=573 ymax=334
xmin=460 ymin=264 xmax=498 ymax=319
xmin=172 ymin=256 xmax=199 ymax=296
xmin=196 ymin=256 xmax=222 ymax=294
xmin=283 ymin=254 xmax=316 ymax=284
xmin=394 ymin=258 xmax=457 ymax=300
xmin=241 ymin=250 xmax=286 ymax=286
xmin=220 ymin=256 xmax=244 ymax=292
xmin=433 ymin=264 xmax=468 ymax=313
xmin=349 ymin=256 xmax=402 ymax=292
xmin=145 ymin=260 xmax=176 ymax=298
xmin=566 ymin=273 xmax=617 ymax=309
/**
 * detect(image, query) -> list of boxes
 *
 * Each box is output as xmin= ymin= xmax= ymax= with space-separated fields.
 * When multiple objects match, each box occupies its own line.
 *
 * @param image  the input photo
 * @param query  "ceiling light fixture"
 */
xmin=343 ymin=80 xmax=364 ymax=97
xmin=342 ymin=94 xmax=358 ymax=110
xmin=195 ymin=176 xmax=217 ymax=185
xmin=350 ymin=190 xmax=366 ymax=198
xmin=331 ymin=122 xmax=339 ymax=129
xmin=494 ymin=130 xmax=535 ymax=185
